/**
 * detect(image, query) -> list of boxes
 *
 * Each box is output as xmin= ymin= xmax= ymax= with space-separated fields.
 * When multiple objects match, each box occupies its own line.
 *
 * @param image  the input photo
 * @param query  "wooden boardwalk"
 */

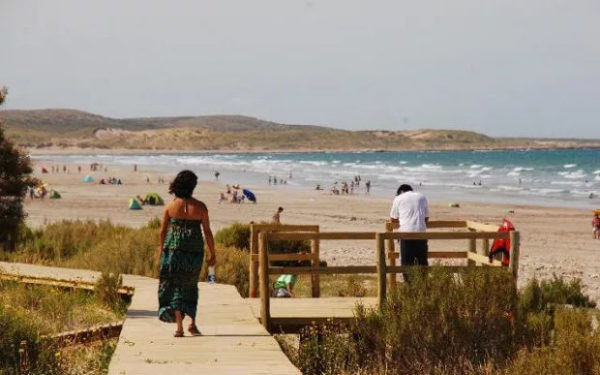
xmin=0 ymin=262 xmax=300 ymax=375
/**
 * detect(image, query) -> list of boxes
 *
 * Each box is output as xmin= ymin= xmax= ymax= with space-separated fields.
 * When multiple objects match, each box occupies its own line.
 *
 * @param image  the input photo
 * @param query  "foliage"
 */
xmin=296 ymin=268 xmax=600 ymax=375
xmin=0 ymin=280 xmax=122 ymax=374
xmin=214 ymin=221 xmax=311 ymax=267
xmin=95 ymin=272 xmax=127 ymax=314
xmin=519 ymin=275 xmax=597 ymax=314
xmin=0 ymin=87 xmax=33 ymax=251
xmin=214 ymin=222 xmax=251 ymax=251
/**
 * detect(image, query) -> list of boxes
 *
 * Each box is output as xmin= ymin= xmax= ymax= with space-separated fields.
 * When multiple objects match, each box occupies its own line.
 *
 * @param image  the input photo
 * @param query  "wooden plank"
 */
xmin=251 ymin=253 xmax=318 ymax=262
xmin=383 ymin=231 xmax=509 ymax=241
xmin=386 ymin=265 xmax=470 ymax=273
xmin=466 ymin=220 xmax=500 ymax=232
xmin=267 ymin=317 xmax=355 ymax=334
xmin=467 ymin=252 xmax=503 ymax=267
xmin=468 ymin=237 xmax=477 ymax=266
xmin=251 ymin=224 xmax=319 ymax=232
xmin=42 ymin=322 xmax=123 ymax=347
xmin=0 ymin=273 xmax=134 ymax=296
xmin=269 ymin=266 xmax=377 ymax=275
xmin=310 ymin=237 xmax=321 ymax=298
xmin=249 ymin=224 xmax=258 ymax=298
xmin=376 ymin=233 xmax=386 ymax=311
xmin=509 ymin=231 xmax=520 ymax=280
xmin=258 ymin=233 xmax=270 ymax=331
xmin=267 ymin=232 xmax=376 ymax=241
xmin=387 ymin=251 xmax=468 ymax=259
xmin=427 ymin=220 xmax=467 ymax=228
xmin=385 ymin=222 xmax=397 ymax=290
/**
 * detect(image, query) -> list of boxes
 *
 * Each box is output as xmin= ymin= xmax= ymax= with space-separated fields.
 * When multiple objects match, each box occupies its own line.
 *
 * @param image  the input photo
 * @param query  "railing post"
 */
xmin=311 ymin=228 xmax=321 ymax=298
xmin=249 ymin=223 xmax=258 ymax=298
xmin=19 ymin=340 xmax=28 ymax=373
xmin=468 ymin=237 xmax=477 ymax=266
xmin=509 ymin=231 xmax=520 ymax=281
xmin=385 ymin=222 xmax=396 ymax=290
xmin=376 ymin=233 xmax=387 ymax=312
xmin=481 ymin=238 xmax=490 ymax=257
xmin=258 ymin=232 xmax=270 ymax=331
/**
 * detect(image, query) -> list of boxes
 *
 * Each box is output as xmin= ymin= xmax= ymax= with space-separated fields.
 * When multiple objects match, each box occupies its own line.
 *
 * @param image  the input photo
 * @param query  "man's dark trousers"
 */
xmin=400 ymin=239 xmax=428 ymax=282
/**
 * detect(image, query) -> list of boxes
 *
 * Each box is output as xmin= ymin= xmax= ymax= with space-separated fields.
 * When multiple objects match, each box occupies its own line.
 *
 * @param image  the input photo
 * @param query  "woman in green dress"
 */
xmin=157 ymin=170 xmax=216 ymax=337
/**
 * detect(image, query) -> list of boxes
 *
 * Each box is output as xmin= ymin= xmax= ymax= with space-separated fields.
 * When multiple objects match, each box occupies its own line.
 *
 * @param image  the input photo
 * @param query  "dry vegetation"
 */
xmin=3 ymin=108 xmax=597 ymax=151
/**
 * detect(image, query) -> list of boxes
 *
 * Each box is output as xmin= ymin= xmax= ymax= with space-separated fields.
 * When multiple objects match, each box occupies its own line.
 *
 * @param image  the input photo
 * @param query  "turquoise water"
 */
xmin=34 ymin=149 xmax=600 ymax=208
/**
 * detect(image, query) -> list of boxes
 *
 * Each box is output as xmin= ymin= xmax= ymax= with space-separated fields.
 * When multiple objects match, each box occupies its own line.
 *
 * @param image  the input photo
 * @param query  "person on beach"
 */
xmin=157 ymin=170 xmax=217 ymax=337
xmin=593 ymin=213 xmax=600 ymax=239
xmin=272 ymin=206 xmax=284 ymax=224
xmin=389 ymin=184 xmax=429 ymax=282
xmin=273 ymin=274 xmax=297 ymax=298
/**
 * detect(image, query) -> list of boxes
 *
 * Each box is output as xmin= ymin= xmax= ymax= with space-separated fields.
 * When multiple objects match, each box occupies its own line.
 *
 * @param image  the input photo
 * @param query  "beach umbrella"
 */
xmin=242 ymin=189 xmax=256 ymax=203
xmin=83 ymin=175 xmax=94 ymax=183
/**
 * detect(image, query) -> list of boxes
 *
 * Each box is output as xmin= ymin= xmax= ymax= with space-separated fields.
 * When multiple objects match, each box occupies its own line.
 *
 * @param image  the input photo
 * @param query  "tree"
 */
xmin=0 ymin=87 xmax=33 ymax=250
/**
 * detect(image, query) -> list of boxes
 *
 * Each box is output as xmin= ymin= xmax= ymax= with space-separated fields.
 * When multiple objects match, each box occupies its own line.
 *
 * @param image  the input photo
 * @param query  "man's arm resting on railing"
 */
xmin=390 ymin=217 xmax=399 ymax=229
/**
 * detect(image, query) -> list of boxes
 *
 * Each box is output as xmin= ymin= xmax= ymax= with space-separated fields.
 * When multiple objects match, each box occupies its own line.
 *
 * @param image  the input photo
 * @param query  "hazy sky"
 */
xmin=1 ymin=1 xmax=599 ymax=138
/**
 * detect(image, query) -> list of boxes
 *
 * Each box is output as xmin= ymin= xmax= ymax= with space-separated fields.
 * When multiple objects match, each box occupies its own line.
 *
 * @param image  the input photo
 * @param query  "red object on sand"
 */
xmin=41 ymin=167 xmax=48 ymax=173
xmin=489 ymin=219 xmax=515 ymax=266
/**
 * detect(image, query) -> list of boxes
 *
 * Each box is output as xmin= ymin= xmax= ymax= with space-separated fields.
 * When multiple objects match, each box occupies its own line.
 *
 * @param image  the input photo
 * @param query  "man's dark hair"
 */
xmin=169 ymin=170 xmax=198 ymax=198
xmin=278 ymin=206 xmax=284 ymax=212
xmin=396 ymin=184 xmax=413 ymax=195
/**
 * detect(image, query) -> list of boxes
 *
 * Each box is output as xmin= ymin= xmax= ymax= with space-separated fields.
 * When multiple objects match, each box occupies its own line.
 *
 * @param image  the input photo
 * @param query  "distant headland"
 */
xmin=1 ymin=108 xmax=599 ymax=152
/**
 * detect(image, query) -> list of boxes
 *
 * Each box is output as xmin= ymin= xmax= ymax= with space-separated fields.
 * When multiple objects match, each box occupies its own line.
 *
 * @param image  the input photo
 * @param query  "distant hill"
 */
xmin=1 ymin=109 xmax=598 ymax=151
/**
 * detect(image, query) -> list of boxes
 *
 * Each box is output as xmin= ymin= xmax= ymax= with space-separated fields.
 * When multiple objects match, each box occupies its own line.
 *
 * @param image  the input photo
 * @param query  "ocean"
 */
xmin=33 ymin=149 xmax=600 ymax=209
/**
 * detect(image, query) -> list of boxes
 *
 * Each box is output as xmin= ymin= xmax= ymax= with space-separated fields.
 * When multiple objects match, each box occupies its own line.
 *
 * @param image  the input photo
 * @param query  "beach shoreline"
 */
xmin=23 ymin=159 xmax=600 ymax=303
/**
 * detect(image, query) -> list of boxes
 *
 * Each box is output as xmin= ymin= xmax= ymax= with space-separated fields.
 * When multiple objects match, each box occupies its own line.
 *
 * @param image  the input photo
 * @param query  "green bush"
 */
xmin=298 ymin=267 xmax=519 ymax=375
xmin=214 ymin=222 xmax=311 ymax=267
xmin=214 ymin=222 xmax=251 ymax=251
xmin=519 ymin=275 xmax=596 ymax=314
xmin=95 ymin=272 xmax=127 ymax=314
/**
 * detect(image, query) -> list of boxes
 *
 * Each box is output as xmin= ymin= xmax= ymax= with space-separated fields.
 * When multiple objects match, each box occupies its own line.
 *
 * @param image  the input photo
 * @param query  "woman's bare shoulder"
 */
xmin=191 ymin=198 xmax=208 ymax=211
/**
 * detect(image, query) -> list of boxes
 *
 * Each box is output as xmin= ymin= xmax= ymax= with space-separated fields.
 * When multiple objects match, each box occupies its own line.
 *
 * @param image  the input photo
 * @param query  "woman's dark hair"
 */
xmin=169 ymin=170 xmax=198 ymax=198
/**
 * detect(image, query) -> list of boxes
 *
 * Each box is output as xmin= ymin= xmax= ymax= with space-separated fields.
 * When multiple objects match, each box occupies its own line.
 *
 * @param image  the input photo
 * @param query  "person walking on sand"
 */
xmin=272 ymin=207 xmax=284 ymax=224
xmin=593 ymin=213 xmax=600 ymax=239
xmin=157 ymin=170 xmax=217 ymax=337
xmin=389 ymin=184 xmax=429 ymax=282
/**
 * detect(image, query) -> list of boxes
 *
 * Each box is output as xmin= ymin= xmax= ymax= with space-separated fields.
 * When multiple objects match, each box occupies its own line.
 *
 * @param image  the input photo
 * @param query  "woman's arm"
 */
xmin=200 ymin=205 xmax=217 ymax=266
xmin=156 ymin=207 xmax=170 ymax=263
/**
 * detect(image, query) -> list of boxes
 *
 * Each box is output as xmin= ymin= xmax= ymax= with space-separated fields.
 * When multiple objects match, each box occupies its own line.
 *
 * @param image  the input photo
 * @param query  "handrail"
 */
xmin=256 ymin=223 xmax=520 ymax=331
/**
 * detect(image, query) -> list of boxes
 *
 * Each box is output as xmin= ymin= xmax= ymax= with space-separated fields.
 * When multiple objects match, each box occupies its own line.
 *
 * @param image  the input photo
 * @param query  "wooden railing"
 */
xmin=255 ymin=220 xmax=520 ymax=331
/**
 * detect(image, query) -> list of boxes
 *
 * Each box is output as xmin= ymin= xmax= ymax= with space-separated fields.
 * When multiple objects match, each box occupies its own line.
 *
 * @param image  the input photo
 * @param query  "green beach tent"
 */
xmin=144 ymin=192 xmax=164 ymax=206
xmin=49 ymin=190 xmax=61 ymax=199
xmin=128 ymin=198 xmax=142 ymax=210
xmin=83 ymin=175 xmax=94 ymax=183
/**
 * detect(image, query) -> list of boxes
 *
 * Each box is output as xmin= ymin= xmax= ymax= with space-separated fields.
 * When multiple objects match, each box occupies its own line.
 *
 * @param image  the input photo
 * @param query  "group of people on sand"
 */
xmin=26 ymin=183 xmax=47 ymax=200
xmin=268 ymin=175 xmax=289 ymax=185
xmin=329 ymin=177 xmax=371 ymax=195
xmin=99 ymin=177 xmax=122 ymax=185
xmin=218 ymin=184 xmax=245 ymax=204
xmin=157 ymin=169 xmax=428 ymax=337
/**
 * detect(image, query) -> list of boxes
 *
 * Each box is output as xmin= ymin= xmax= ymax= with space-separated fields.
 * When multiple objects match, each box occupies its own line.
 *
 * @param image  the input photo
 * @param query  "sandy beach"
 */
xmin=24 ymin=160 xmax=600 ymax=301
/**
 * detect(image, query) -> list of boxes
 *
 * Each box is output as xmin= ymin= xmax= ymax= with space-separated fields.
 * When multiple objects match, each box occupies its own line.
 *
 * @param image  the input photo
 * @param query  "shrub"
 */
xmin=214 ymin=222 xmax=251 ymax=251
xmin=95 ymin=272 xmax=126 ymax=314
xmin=519 ymin=275 xmax=596 ymax=314
xmin=298 ymin=267 xmax=520 ymax=375
xmin=214 ymin=222 xmax=311 ymax=267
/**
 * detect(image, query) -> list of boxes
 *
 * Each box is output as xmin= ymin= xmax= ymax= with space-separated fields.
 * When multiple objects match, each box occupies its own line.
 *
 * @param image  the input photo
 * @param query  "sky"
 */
xmin=1 ymin=0 xmax=599 ymax=138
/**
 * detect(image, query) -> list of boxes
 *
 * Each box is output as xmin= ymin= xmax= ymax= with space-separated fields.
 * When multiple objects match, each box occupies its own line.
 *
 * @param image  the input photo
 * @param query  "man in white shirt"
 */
xmin=389 ymin=184 xmax=429 ymax=282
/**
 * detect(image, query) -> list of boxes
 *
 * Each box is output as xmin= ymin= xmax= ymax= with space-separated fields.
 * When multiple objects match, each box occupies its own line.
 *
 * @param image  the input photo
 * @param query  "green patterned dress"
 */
xmin=158 ymin=218 xmax=204 ymax=322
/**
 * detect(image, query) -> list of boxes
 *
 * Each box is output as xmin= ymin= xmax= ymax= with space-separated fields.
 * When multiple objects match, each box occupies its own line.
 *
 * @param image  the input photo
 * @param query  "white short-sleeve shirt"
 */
xmin=389 ymin=191 xmax=429 ymax=232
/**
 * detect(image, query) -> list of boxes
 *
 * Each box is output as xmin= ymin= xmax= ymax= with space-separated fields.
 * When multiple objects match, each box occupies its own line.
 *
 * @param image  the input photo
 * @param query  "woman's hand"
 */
xmin=206 ymin=251 xmax=216 ymax=267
